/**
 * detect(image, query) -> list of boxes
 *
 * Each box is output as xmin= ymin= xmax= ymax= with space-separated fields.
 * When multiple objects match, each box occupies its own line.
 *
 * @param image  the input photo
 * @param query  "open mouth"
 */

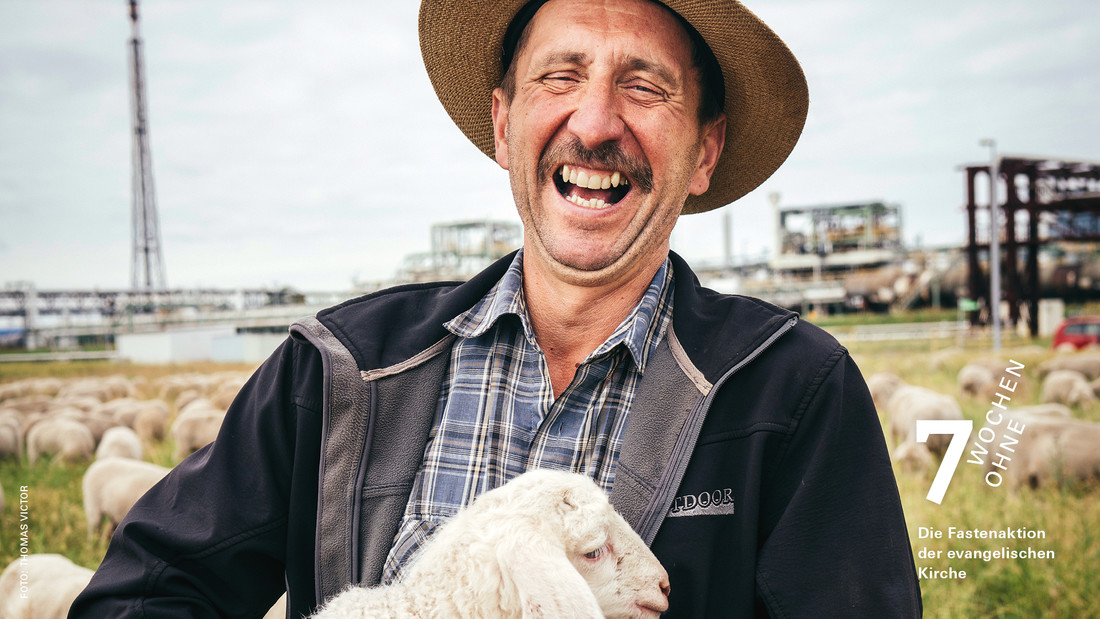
xmin=554 ymin=164 xmax=631 ymax=210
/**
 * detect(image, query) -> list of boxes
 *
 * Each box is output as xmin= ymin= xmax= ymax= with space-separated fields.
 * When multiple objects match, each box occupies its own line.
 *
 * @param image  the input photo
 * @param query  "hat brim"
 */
xmin=419 ymin=0 xmax=808 ymax=214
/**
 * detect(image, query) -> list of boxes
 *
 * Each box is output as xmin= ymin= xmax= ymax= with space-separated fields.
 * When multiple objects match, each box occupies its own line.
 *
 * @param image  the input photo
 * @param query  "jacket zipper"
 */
xmin=638 ymin=316 xmax=799 ymax=545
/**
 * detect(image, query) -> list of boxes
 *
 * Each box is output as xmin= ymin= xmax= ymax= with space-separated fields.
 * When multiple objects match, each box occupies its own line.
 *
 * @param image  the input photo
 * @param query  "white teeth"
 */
xmin=557 ymin=166 xmax=627 ymax=189
xmin=565 ymin=194 xmax=610 ymax=209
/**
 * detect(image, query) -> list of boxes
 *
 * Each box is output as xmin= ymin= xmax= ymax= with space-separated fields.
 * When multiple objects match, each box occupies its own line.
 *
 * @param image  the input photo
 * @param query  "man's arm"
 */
xmin=755 ymin=350 xmax=923 ymax=617
xmin=70 ymin=337 xmax=324 ymax=618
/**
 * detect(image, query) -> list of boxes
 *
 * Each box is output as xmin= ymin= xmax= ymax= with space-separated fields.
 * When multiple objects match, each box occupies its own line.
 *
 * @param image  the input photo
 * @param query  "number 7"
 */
xmin=915 ymin=419 xmax=973 ymax=504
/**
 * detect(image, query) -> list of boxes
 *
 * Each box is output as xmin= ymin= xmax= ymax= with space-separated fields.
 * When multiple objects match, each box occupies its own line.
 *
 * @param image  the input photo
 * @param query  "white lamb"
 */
xmin=957 ymin=363 xmax=996 ymax=399
xmin=83 ymin=456 xmax=171 ymax=536
xmin=1040 ymin=370 xmax=1097 ymax=407
xmin=26 ymin=417 xmax=95 ymax=464
xmin=312 ymin=469 xmax=670 ymax=619
xmin=865 ymin=371 xmax=904 ymax=412
xmin=1009 ymin=418 xmax=1100 ymax=489
xmin=892 ymin=440 xmax=934 ymax=474
xmin=170 ymin=408 xmax=226 ymax=461
xmin=0 ymin=411 xmax=22 ymax=460
xmin=885 ymin=385 xmax=964 ymax=457
xmin=133 ymin=401 xmax=170 ymax=442
xmin=95 ymin=426 xmax=145 ymax=460
xmin=0 ymin=553 xmax=94 ymax=619
xmin=1039 ymin=353 xmax=1100 ymax=380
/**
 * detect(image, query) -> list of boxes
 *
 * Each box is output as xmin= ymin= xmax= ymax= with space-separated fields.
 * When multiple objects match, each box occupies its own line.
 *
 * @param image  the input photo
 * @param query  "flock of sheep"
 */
xmin=1 ymin=350 xmax=1099 ymax=618
xmin=0 ymin=371 xmax=247 ymax=619
xmin=871 ymin=352 xmax=1100 ymax=489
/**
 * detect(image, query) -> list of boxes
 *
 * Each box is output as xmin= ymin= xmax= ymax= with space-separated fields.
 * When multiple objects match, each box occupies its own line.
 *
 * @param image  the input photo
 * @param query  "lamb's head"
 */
xmin=477 ymin=470 xmax=670 ymax=619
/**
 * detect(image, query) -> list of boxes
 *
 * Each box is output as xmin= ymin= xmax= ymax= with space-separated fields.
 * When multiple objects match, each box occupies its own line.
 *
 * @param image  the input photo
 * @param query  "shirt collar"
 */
xmin=444 ymin=250 xmax=674 ymax=372
xmin=444 ymin=250 xmax=535 ymax=342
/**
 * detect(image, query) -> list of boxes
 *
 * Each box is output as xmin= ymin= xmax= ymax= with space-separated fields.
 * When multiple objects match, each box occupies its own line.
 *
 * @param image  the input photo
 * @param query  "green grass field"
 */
xmin=1 ymin=338 xmax=1098 ymax=617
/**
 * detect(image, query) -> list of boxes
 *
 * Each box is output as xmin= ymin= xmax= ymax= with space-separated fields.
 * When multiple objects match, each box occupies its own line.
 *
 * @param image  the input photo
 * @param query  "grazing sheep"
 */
xmin=158 ymin=374 xmax=219 ymax=405
xmin=102 ymin=399 xmax=141 ymax=429
xmin=56 ymin=379 xmax=113 ymax=404
xmin=1011 ymin=403 xmax=1073 ymax=419
xmin=176 ymin=397 xmax=217 ymax=418
xmin=866 ymin=372 xmax=904 ymax=412
xmin=103 ymin=375 xmax=137 ymax=399
xmin=892 ymin=441 xmax=934 ymax=474
xmin=1040 ymin=370 xmax=1097 ymax=407
xmin=95 ymin=426 xmax=144 ymax=460
xmin=28 ymin=377 xmax=64 ymax=396
xmin=111 ymin=398 xmax=170 ymax=431
xmin=0 ymin=383 xmax=26 ymax=403
xmin=83 ymin=456 xmax=171 ymax=536
xmin=210 ymin=376 xmax=248 ymax=410
xmin=174 ymin=388 xmax=204 ymax=412
xmin=312 ymin=470 xmax=670 ymax=619
xmin=1038 ymin=353 xmax=1100 ymax=380
xmin=957 ymin=363 xmax=997 ymax=398
xmin=0 ymin=553 xmax=94 ymax=619
xmin=1009 ymin=418 xmax=1100 ymax=489
xmin=885 ymin=385 xmax=964 ymax=457
xmin=1 ymin=394 xmax=52 ymax=416
xmin=170 ymin=405 xmax=226 ymax=461
xmin=26 ymin=418 xmax=95 ymax=464
xmin=133 ymin=403 xmax=170 ymax=442
xmin=81 ymin=412 xmax=122 ymax=445
xmin=975 ymin=407 xmax=1071 ymax=476
xmin=0 ymin=411 xmax=22 ymax=460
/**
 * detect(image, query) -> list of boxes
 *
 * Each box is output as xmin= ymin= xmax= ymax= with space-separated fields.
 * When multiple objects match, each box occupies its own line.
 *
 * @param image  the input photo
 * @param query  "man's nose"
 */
xmin=566 ymin=81 xmax=625 ymax=150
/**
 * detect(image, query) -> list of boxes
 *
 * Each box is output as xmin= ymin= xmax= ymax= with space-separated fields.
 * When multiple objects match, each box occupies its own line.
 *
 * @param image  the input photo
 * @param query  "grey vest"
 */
xmin=291 ymin=313 xmax=794 ymax=603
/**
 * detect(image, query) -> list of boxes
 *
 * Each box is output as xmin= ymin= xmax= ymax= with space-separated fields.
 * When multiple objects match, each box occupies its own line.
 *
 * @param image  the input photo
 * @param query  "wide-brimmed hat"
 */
xmin=419 ymin=0 xmax=808 ymax=214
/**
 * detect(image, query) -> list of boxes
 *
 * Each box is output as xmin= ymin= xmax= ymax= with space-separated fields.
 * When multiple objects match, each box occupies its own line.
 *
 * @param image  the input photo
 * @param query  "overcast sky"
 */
xmin=1 ymin=0 xmax=1098 ymax=292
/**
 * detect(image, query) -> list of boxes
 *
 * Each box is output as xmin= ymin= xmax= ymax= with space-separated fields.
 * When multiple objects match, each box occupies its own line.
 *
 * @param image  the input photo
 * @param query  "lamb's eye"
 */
xmin=584 ymin=546 xmax=605 ymax=560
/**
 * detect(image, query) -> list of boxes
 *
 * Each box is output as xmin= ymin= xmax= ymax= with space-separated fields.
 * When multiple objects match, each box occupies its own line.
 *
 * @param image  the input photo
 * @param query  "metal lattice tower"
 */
xmin=128 ymin=0 xmax=167 ymax=290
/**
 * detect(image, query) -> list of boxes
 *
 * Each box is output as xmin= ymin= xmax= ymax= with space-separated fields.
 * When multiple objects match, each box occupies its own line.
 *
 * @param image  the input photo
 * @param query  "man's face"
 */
xmin=491 ymin=0 xmax=726 ymax=288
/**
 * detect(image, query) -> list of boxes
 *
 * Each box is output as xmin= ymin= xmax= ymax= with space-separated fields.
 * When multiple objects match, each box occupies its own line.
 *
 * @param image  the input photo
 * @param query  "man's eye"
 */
xmin=625 ymin=81 xmax=665 ymax=99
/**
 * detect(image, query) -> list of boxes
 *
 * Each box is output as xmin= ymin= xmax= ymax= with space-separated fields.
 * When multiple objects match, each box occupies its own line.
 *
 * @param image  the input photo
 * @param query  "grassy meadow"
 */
xmin=1 ymin=333 xmax=1098 ymax=617
xmin=845 ymin=335 xmax=1100 ymax=618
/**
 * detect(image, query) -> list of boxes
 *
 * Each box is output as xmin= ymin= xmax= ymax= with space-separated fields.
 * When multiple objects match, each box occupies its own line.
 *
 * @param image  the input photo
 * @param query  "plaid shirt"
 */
xmin=381 ymin=250 xmax=674 ymax=582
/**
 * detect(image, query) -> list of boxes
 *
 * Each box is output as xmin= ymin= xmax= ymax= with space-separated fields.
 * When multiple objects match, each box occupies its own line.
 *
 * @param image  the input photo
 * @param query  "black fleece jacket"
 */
xmin=71 ymin=252 xmax=921 ymax=618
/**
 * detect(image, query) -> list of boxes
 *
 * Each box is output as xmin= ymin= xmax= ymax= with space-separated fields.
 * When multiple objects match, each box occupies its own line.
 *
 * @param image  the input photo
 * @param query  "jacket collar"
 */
xmin=319 ymin=249 xmax=797 ymax=382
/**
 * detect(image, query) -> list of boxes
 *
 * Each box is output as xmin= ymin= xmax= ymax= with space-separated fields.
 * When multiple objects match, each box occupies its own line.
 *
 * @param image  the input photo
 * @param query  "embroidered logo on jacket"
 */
xmin=667 ymin=488 xmax=735 ymax=518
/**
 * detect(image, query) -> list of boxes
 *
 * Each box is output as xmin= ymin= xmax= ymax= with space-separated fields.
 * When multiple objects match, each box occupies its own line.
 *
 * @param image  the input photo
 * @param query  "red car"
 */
xmin=1051 ymin=316 xmax=1100 ymax=350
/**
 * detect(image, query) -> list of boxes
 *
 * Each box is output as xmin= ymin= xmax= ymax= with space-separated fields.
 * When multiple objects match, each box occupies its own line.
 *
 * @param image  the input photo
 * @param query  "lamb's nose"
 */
xmin=639 ymin=578 xmax=670 ymax=614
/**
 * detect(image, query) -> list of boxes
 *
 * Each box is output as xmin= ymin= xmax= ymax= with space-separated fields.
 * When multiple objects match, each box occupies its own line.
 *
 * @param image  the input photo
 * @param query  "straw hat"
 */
xmin=419 ymin=0 xmax=808 ymax=214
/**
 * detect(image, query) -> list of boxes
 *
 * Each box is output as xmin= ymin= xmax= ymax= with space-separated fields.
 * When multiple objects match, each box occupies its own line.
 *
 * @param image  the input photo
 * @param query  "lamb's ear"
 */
xmin=497 ymin=540 xmax=604 ymax=619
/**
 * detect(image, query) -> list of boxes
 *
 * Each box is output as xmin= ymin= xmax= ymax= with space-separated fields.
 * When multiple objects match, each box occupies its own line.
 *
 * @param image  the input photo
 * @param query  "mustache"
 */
xmin=538 ymin=138 xmax=653 ymax=193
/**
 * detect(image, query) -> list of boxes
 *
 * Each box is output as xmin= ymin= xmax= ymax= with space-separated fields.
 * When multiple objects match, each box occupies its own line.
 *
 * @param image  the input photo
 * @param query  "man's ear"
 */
xmin=491 ymin=87 xmax=510 ymax=170
xmin=688 ymin=114 xmax=726 ymax=196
